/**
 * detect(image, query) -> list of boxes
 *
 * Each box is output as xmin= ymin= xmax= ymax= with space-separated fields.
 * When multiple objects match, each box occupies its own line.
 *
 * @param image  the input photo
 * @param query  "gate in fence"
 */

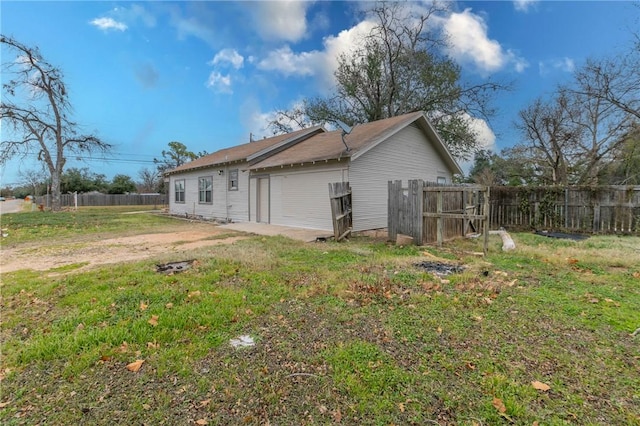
xmin=388 ymin=180 xmax=490 ymax=253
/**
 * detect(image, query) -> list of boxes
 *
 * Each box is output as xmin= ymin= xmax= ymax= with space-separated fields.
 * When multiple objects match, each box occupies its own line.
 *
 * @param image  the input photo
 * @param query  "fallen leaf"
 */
xmin=531 ymin=380 xmax=551 ymax=391
xmin=195 ymin=419 xmax=208 ymax=425
xmin=398 ymin=402 xmax=405 ymax=412
xmin=165 ymin=302 xmax=174 ymax=309
xmin=76 ymin=323 xmax=85 ymax=330
xmin=188 ymin=290 xmax=201 ymax=298
xmin=126 ymin=359 xmax=145 ymax=372
xmin=332 ymin=409 xmax=342 ymax=423
xmin=588 ymin=298 xmax=599 ymax=304
xmin=492 ymin=397 xmax=506 ymax=413
xmin=567 ymin=258 xmax=579 ymax=264
xmin=147 ymin=341 xmax=159 ymax=349
xmin=0 ymin=401 xmax=10 ymax=408
xmin=148 ymin=315 xmax=159 ymax=327
xmin=119 ymin=341 xmax=129 ymax=353
xmin=142 ymin=404 xmax=151 ymax=410
xmin=99 ymin=355 xmax=111 ymax=362
xmin=199 ymin=399 xmax=211 ymax=407
xmin=436 ymin=326 xmax=443 ymax=335
xmin=139 ymin=301 xmax=148 ymax=311
xmin=633 ymin=271 xmax=640 ymax=279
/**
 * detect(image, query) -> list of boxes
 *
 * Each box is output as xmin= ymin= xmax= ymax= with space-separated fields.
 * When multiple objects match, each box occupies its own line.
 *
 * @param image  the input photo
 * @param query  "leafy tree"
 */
xmin=60 ymin=167 xmax=108 ymax=193
xmin=154 ymin=141 xmax=198 ymax=174
xmin=0 ymin=35 xmax=111 ymax=211
xmin=108 ymin=174 xmax=137 ymax=194
xmin=270 ymin=2 xmax=509 ymax=160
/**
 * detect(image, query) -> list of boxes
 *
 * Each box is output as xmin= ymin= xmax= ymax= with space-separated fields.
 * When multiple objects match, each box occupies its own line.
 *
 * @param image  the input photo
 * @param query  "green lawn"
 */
xmin=1 ymin=209 xmax=639 ymax=425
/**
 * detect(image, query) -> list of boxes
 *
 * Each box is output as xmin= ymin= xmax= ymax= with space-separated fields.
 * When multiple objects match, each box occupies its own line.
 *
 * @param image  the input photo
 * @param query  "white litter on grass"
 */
xmin=230 ymin=335 xmax=255 ymax=348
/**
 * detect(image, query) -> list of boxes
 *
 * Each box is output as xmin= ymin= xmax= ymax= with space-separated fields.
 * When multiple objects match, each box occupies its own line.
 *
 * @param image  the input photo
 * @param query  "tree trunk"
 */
xmin=50 ymin=170 xmax=61 ymax=211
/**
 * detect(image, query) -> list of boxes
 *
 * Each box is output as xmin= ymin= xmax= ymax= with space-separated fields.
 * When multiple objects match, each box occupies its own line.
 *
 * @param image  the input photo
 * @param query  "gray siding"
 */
xmin=349 ymin=123 xmax=454 ymax=231
xmin=168 ymin=162 xmax=250 ymax=221
xmin=265 ymin=163 xmax=348 ymax=230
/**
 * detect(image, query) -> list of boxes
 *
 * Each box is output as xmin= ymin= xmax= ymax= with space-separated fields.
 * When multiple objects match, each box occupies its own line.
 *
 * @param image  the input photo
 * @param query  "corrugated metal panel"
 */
xmin=268 ymin=164 xmax=348 ymax=230
xmin=350 ymin=123 xmax=454 ymax=231
xmin=168 ymin=163 xmax=250 ymax=221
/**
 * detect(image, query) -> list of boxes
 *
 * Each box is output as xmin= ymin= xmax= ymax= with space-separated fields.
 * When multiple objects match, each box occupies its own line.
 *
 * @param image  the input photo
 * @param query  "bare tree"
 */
xmin=269 ymin=1 xmax=509 ymax=160
xmin=562 ymin=86 xmax=631 ymax=184
xmin=513 ymin=93 xmax=583 ymax=185
xmin=137 ymin=167 xmax=160 ymax=193
xmin=571 ymin=53 xmax=639 ymax=121
xmin=18 ymin=167 xmax=48 ymax=196
xmin=1 ymin=35 xmax=111 ymax=211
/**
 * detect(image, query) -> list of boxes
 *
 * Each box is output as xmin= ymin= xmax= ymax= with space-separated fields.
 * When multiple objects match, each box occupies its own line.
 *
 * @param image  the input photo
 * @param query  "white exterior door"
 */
xmin=257 ymin=177 xmax=269 ymax=223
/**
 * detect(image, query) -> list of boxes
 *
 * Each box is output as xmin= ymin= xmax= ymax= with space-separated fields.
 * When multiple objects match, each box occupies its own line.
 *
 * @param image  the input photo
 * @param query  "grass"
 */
xmin=1 ymin=209 xmax=639 ymax=425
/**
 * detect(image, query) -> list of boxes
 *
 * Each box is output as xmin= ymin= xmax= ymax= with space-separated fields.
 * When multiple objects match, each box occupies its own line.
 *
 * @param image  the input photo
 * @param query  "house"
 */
xmin=165 ymin=111 xmax=462 ymax=232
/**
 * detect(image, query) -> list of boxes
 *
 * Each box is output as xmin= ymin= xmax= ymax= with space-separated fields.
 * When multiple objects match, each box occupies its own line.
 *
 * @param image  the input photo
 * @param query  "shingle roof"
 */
xmin=249 ymin=111 xmax=462 ymax=174
xmin=166 ymin=111 xmax=462 ymax=176
xmin=165 ymin=126 xmax=325 ymax=175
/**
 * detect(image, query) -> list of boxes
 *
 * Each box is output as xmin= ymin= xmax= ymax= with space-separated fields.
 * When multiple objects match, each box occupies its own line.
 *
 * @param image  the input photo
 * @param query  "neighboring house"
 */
xmin=165 ymin=111 xmax=462 ymax=231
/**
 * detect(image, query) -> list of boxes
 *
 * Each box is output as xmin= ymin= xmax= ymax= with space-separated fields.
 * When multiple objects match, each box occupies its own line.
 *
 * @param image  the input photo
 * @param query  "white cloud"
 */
xmin=206 ymin=72 xmax=233 ymax=94
xmin=257 ymin=20 xmax=375 ymax=89
xmin=169 ymin=9 xmax=216 ymax=45
xmin=258 ymin=46 xmax=322 ymax=77
xmin=457 ymin=114 xmax=497 ymax=174
xmin=114 ymin=4 xmax=156 ymax=27
xmin=513 ymin=0 xmax=539 ymax=13
xmin=443 ymin=9 xmax=526 ymax=74
xmin=252 ymin=1 xmax=310 ymax=42
xmin=211 ymin=49 xmax=244 ymax=70
xmin=90 ymin=17 xmax=128 ymax=32
xmin=539 ymin=57 xmax=575 ymax=76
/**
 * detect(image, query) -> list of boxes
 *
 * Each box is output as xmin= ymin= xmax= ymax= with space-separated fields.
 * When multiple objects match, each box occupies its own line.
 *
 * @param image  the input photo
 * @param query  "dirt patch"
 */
xmin=0 ymin=226 xmax=247 ymax=273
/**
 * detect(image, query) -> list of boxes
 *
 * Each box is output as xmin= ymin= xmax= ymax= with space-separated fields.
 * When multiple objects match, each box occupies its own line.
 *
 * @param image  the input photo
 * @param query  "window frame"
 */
xmin=228 ymin=169 xmax=239 ymax=191
xmin=174 ymin=179 xmax=185 ymax=203
xmin=198 ymin=176 xmax=213 ymax=204
xmin=436 ymin=176 xmax=447 ymax=185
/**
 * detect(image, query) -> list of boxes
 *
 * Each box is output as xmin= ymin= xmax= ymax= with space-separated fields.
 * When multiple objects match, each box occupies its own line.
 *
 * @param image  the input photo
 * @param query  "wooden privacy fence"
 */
xmin=388 ymin=180 xmax=490 ymax=252
xmin=490 ymin=186 xmax=640 ymax=234
xmin=38 ymin=193 xmax=166 ymax=208
xmin=328 ymin=182 xmax=353 ymax=241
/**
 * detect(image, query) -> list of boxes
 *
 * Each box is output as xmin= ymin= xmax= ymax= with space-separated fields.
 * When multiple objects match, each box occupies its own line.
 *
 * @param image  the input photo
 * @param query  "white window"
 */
xmin=198 ymin=176 xmax=212 ymax=203
xmin=228 ymin=169 xmax=239 ymax=191
xmin=174 ymin=179 xmax=185 ymax=203
xmin=437 ymin=176 xmax=447 ymax=185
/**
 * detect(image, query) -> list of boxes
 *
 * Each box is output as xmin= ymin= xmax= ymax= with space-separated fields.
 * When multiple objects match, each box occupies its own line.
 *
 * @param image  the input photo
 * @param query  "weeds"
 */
xmin=1 ymin=210 xmax=639 ymax=425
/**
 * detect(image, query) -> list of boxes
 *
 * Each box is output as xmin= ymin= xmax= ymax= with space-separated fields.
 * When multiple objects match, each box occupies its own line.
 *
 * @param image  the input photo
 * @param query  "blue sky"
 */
xmin=1 ymin=1 xmax=638 ymax=186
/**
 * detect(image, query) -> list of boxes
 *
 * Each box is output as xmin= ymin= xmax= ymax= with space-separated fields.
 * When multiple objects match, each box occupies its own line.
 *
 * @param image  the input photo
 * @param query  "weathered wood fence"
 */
xmin=388 ymin=180 xmax=489 ymax=251
xmin=490 ymin=186 xmax=640 ymax=234
xmin=328 ymin=182 xmax=352 ymax=241
xmin=37 ymin=193 xmax=166 ymax=208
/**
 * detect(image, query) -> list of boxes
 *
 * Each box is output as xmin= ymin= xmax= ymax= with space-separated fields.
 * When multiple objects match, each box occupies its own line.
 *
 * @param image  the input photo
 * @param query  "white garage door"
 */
xmin=270 ymin=169 xmax=345 ymax=230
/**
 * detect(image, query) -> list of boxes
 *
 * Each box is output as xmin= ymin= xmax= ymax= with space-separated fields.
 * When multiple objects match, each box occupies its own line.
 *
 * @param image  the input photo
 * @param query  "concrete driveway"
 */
xmin=0 ymin=199 xmax=24 ymax=215
xmin=219 ymin=222 xmax=333 ymax=242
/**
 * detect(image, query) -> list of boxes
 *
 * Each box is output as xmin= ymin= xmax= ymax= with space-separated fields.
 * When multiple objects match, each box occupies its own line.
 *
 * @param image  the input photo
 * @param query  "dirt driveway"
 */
xmin=1 ymin=223 xmax=247 ymax=274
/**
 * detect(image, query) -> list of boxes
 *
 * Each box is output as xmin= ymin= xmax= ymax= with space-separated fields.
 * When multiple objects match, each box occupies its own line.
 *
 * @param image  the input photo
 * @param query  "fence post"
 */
xmin=407 ymin=180 xmax=423 ymax=245
xmin=483 ymin=186 xmax=490 ymax=255
xmin=593 ymin=203 xmax=601 ymax=233
xmin=388 ymin=180 xmax=399 ymax=242
xmin=436 ymin=186 xmax=443 ymax=247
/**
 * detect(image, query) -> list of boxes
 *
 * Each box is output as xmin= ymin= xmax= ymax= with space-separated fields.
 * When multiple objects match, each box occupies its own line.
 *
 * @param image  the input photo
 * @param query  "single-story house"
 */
xmin=165 ymin=111 xmax=462 ymax=232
